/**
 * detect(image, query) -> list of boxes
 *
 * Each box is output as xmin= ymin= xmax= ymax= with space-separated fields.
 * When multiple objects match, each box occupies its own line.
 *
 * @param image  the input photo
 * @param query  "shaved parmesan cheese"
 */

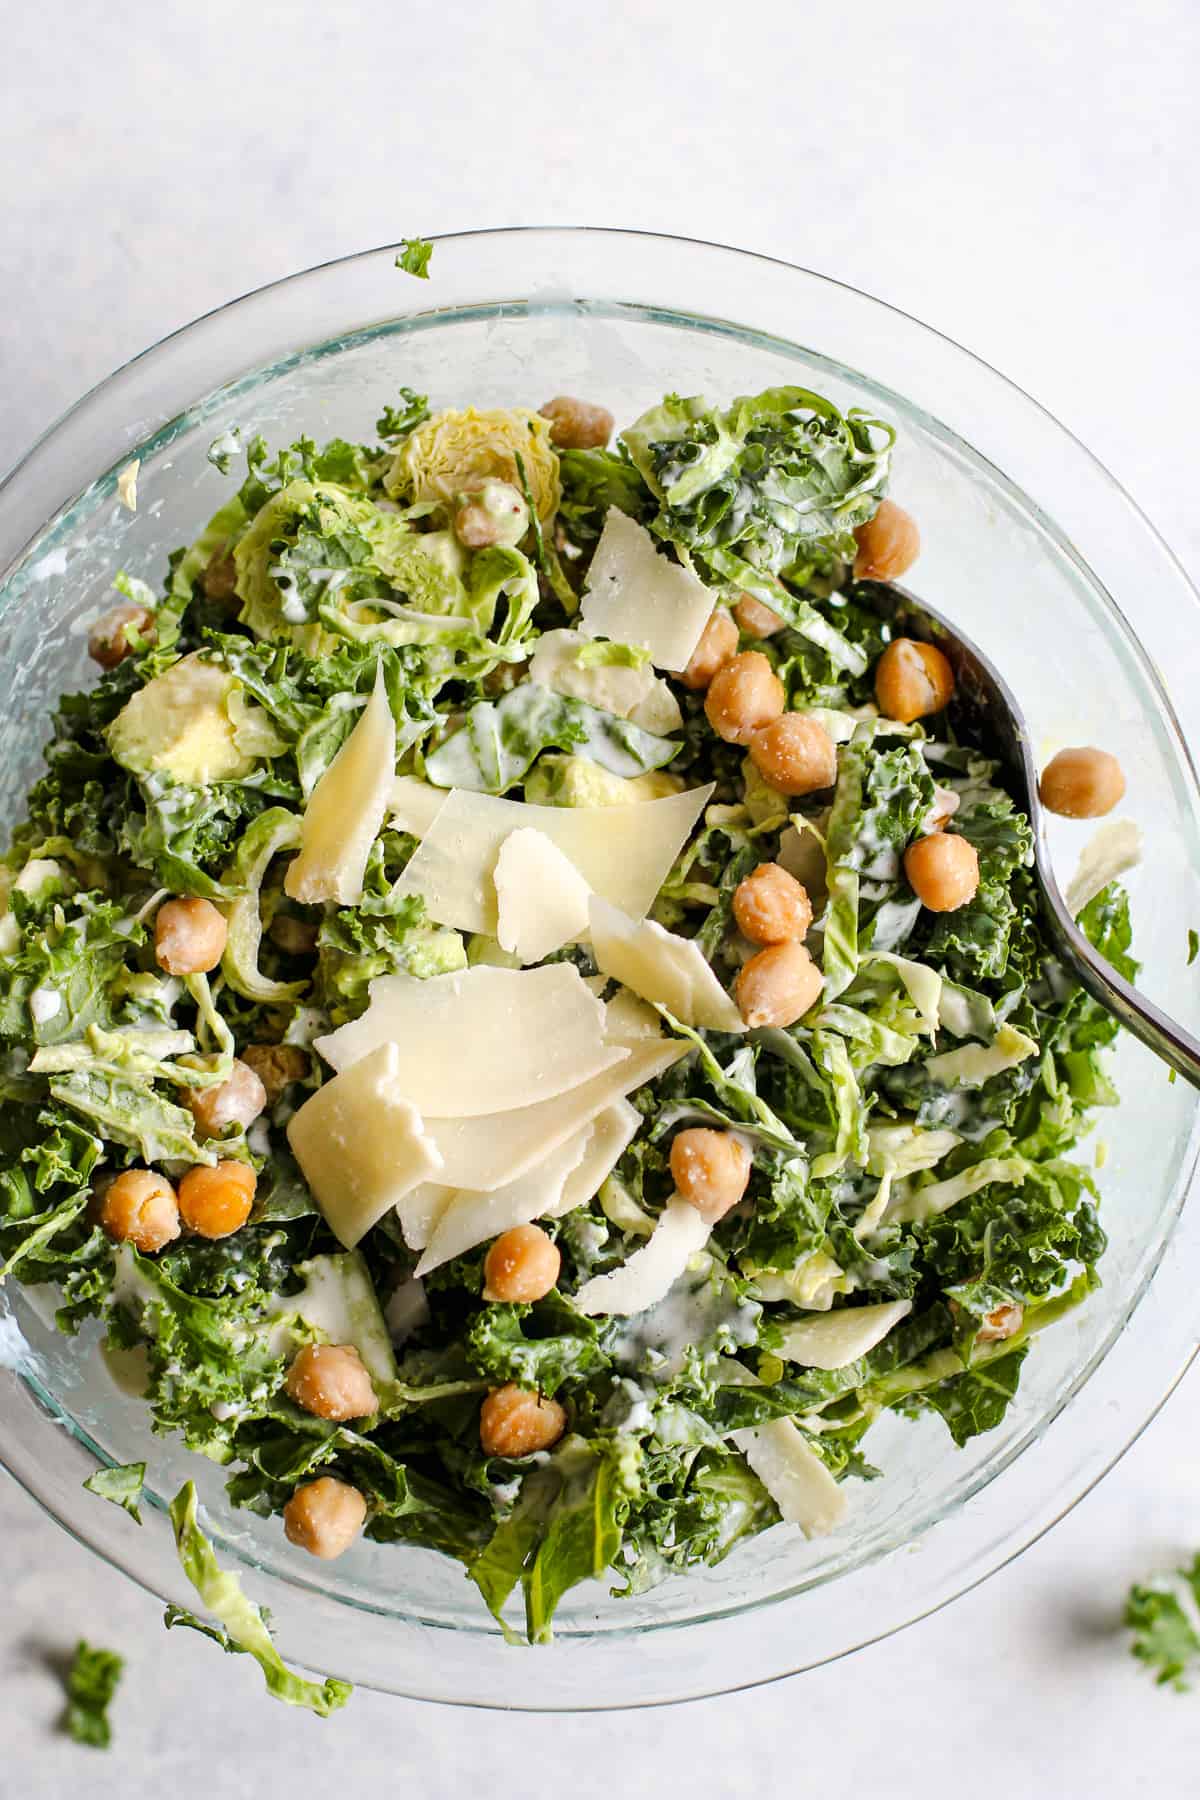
xmin=286 ymin=663 xmax=395 ymax=905
xmin=579 ymin=509 xmax=716 ymax=673
xmin=494 ymin=828 xmax=592 ymax=963
xmin=416 ymin=1130 xmax=590 ymax=1276
xmin=1065 ymin=818 xmax=1142 ymax=917
xmin=393 ymin=782 xmax=713 ymax=934
xmin=554 ymin=1100 xmax=641 ymax=1215
xmin=529 ymin=628 xmax=683 ymax=733
xmin=573 ymin=1195 xmax=710 ymax=1316
xmin=315 ymin=963 xmax=623 ymax=1116
xmin=395 ymin=1181 xmax=454 ymax=1252
xmin=389 ymin=775 xmax=449 ymax=837
xmin=732 ymin=1416 xmax=848 ymax=1537
xmin=925 ymin=1022 xmax=1038 ymax=1089
xmin=116 ymin=459 xmax=140 ymax=512
xmin=776 ymin=1299 xmax=912 ymax=1369
xmin=287 ymin=1042 xmax=443 ymax=1248
xmin=604 ymin=988 xmax=664 ymax=1045
xmin=589 ymin=896 xmax=745 ymax=1032
xmin=426 ymin=1037 xmax=686 ymax=1191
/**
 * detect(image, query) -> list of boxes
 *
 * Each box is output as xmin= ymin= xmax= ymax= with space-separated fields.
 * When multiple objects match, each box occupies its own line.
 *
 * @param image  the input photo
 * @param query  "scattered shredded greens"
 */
xmin=83 ymin=1461 xmax=146 ymax=1523
xmin=61 ymin=1641 xmax=124 ymax=1748
xmin=1126 ymin=1555 xmax=1200 ymax=1691
xmin=395 ymin=237 xmax=433 ymax=280
xmin=0 ymin=377 xmax=1135 ymax=1649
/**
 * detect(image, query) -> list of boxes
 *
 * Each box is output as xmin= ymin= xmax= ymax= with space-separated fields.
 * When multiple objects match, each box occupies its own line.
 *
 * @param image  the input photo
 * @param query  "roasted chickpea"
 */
xmin=182 ymin=1057 xmax=267 ymax=1138
xmin=736 ymin=940 xmax=824 ymax=1028
xmin=1038 ymin=747 xmax=1126 ymax=819
xmin=704 ymin=652 xmax=786 ymax=745
xmin=749 ymin=713 xmax=838 ymax=797
xmin=88 ymin=603 xmax=156 ymax=670
xmin=242 ymin=1042 xmax=309 ymax=1107
xmin=155 ymin=896 xmax=228 ymax=976
xmin=483 ymin=1224 xmax=561 ymax=1303
xmin=977 ymin=1300 xmax=1024 ymax=1345
xmin=904 ymin=832 xmax=979 ymax=912
xmin=874 ymin=637 xmax=955 ymax=724
xmin=539 ymin=395 xmax=615 ymax=451
xmin=732 ymin=862 xmax=813 ymax=945
xmin=679 ymin=609 xmax=738 ymax=690
xmin=853 ymin=499 xmax=921 ymax=582
xmin=669 ymin=1128 xmax=752 ymax=1222
xmin=734 ymin=592 xmax=785 ymax=638
xmin=286 ymin=1343 xmax=377 ymax=1421
xmin=479 ymin=1385 xmax=567 ymax=1458
xmin=267 ymin=912 xmax=319 ymax=956
xmin=178 ymin=1159 xmax=256 ymax=1239
xmin=98 ymin=1168 xmax=180 ymax=1254
xmin=453 ymin=479 xmax=529 ymax=550
xmin=202 ymin=541 xmax=239 ymax=604
xmin=283 ymin=1477 xmax=367 ymax=1560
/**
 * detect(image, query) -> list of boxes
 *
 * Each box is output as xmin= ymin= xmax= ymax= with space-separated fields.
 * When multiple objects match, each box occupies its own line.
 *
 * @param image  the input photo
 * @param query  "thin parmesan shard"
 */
xmin=494 ymin=828 xmax=592 ymax=963
xmin=315 ymin=964 xmax=626 ymax=1117
xmin=1064 ymin=818 xmax=1142 ymax=917
xmin=775 ymin=1299 xmax=912 ymax=1369
xmin=116 ymin=460 xmax=140 ymax=512
xmin=553 ymin=1100 xmax=641 ymax=1215
xmin=391 ymin=782 xmax=714 ymax=935
xmin=579 ymin=509 xmax=716 ymax=673
xmin=732 ymin=1417 xmax=848 ymax=1537
xmin=416 ymin=1130 xmax=591 ymax=1277
xmin=424 ymin=1037 xmax=686 ymax=1191
xmin=395 ymin=1181 xmax=453 ymax=1252
xmin=572 ymin=1195 xmax=710 ymax=1316
xmin=285 ymin=663 xmax=395 ymax=905
xmin=588 ymin=896 xmax=745 ymax=1033
xmin=286 ymin=1042 xmax=443 ymax=1249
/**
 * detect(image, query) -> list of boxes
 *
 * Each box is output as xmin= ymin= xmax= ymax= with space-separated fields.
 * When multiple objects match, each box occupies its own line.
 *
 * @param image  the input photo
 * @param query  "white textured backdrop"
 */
xmin=2 ymin=2 xmax=1199 ymax=1793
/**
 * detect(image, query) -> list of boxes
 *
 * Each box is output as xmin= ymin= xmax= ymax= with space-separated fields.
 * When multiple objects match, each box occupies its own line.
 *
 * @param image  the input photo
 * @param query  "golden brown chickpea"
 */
xmin=539 ymin=395 xmax=615 ymax=451
xmin=479 ymin=1385 xmax=567 ymax=1458
xmin=748 ymin=713 xmax=838 ymax=796
xmin=853 ymin=499 xmax=921 ymax=582
xmin=267 ymin=913 xmax=319 ymax=956
xmin=453 ymin=479 xmax=529 ymax=549
xmin=1038 ymin=747 xmax=1126 ymax=819
xmin=283 ymin=1476 xmax=368 ymax=1560
xmin=874 ymin=637 xmax=955 ymax=724
xmin=88 ymin=603 xmax=157 ymax=670
xmin=177 ymin=1160 xmax=256 ymax=1239
xmin=736 ymin=940 xmax=824 ymax=1028
xmin=202 ymin=541 xmax=239 ymax=603
xmin=732 ymin=862 xmax=814 ymax=945
xmin=286 ymin=1343 xmax=377 ymax=1421
xmin=483 ymin=1224 xmax=562 ymax=1303
xmin=903 ymin=832 xmax=980 ymax=912
xmin=704 ymin=652 xmax=786 ymax=745
xmin=734 ymin=592 xmax=785 ymax=638
xmin=669 ymin=1128 xmax=752 ymax=1222
xmin=977 ymin=1300 xmax=1024 ymax=1345
xmin=98 ymin=1168 xmax=181 ymax=1254
xmin=242 ymin=1042 xmax=309 ymax=1107
xmin=155 ymin=897 xmax=228 ymax=976
xmin=182 ymin=1057 xmax=267 ymax=1138
xmin=679 ymin=608 xmax=739 ymax=690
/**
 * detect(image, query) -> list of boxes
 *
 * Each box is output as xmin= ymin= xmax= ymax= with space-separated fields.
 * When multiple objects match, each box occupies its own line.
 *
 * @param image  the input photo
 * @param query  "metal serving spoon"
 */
xmin=865 ymin=579 xmax=1200 ymax=1090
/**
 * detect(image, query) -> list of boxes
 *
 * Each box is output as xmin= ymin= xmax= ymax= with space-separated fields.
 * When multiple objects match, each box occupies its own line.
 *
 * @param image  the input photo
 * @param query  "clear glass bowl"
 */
xmin=2 ymin=229 xmax=1199 ymax=1710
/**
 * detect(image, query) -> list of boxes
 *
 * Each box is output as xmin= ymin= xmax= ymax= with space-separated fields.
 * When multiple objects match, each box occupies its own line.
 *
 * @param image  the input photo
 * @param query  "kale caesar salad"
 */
xmin=0 ymin=381 xmax=1134 ymax=1649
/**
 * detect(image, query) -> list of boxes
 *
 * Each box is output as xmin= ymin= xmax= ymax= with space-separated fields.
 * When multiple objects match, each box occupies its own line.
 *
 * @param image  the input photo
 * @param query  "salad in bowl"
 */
xmin=0 ymin=374 xmax=1132 ymax=1659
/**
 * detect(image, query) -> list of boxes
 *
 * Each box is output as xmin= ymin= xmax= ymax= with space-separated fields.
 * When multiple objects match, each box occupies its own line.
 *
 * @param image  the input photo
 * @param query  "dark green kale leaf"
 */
xmin=61 ymin=1641 xmax=124 ymax=1748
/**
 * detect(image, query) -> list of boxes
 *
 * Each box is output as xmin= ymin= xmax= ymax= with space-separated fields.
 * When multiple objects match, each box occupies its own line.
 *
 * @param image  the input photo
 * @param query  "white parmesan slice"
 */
xmin=604 ymin=988 xmax=664 ymax=1045
xmin=589 ymin=896 xmax=745 ymax=1033
xmin=391 ymin=782 xmax=714 ymax=935
xmin=425 ymin=1037 xmax=686 ymax=1191
xmin=286 ymin=1042 xmax=443 ymax=1248
xmin=572 ymin=1195 xmax=710 ymax=1316
xmin=494 ymin=828 xmax=592 ymax=963
xmin=285 ymin=664 xmax=395 ymax=905
xmin=732 ymin=1416 xmax=848 ymax=1537
xmin=315 ymin=964 xmax=624 ymax=1117
xmin=1064 ymin=818 xmax=1142 ymax=917
xmin=395 ymin=1181 xmax=455 ymax=1251
xmin=552 ymin=1100 xmax=641 ymax=1216
xmin=775 ymin=1299 xmax=912 ymax=1370
xmin=416 ymin=1130 xmax=591 ymax=1277
xmin=389 ymin=774 xmax=450 ymax=837
xmin=529 ymin=627 xmax=684 ymax=732
xmin=579 ymin=509 xmax=716 ymax=673
xmin=116 ymin=459 xmax=140 ymax=512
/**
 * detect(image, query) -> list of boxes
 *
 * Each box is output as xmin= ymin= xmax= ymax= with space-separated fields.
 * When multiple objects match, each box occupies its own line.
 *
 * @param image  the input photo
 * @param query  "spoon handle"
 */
xmin=1039 ymin=872 xmax=1200 ymax=1090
